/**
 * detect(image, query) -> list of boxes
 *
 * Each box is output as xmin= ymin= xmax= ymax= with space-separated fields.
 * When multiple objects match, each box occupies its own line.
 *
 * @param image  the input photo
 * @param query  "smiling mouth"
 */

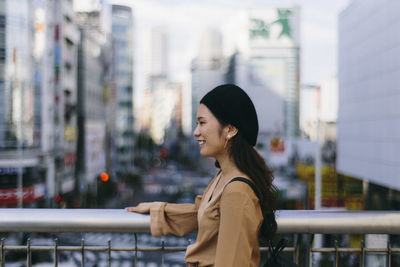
xmin=198 ymin=140 xmax=205 ymax=145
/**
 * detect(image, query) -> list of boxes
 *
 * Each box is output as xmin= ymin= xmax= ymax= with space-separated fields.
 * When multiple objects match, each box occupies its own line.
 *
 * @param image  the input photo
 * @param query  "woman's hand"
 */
xmin=125 ymin=202 xmax=153 ymax=214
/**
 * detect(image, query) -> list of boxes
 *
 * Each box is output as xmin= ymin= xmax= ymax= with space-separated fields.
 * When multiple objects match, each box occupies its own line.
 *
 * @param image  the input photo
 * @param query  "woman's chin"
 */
xmin=199 ymin=149 xmax=209 ymax=157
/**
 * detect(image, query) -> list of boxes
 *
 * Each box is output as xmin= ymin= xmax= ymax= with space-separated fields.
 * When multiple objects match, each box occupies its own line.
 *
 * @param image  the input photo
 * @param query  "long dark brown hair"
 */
xmin=216 ymin=130 xmax=277 ymax=243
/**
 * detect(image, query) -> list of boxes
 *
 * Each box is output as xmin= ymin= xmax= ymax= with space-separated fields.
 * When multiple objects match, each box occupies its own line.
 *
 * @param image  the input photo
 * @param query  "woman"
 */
xmin=126 ymin=84 xmax=277 ymax=266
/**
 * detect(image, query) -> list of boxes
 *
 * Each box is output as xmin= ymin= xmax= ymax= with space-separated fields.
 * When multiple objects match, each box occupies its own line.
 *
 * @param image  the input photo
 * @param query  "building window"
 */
xmin=0 ymin=15 xmax=5 ymax=27
xmin=0 ymin=48 xmax=5 ymax=61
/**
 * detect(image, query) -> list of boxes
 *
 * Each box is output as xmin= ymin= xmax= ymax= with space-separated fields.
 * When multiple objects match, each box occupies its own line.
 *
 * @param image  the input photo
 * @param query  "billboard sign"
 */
xmin=0 ymin=184 xmax=45 ymax=205
xmin=249 ymin=6 xmax=300 ymax=48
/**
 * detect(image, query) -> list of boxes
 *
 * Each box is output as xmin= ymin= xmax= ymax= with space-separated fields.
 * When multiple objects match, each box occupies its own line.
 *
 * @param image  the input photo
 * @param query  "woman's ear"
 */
xmin=225 ymin=125 xmax=238 ymax=139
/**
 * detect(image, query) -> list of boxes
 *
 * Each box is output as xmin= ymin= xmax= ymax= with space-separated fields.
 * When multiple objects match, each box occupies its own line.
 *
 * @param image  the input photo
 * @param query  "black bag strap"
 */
xmin=228 ymin=177 xmax=260 ymax=199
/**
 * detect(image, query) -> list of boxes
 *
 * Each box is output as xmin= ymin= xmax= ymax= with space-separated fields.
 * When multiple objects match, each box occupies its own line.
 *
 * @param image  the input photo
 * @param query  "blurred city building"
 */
xmin=111 ymin=5 xmax=135 ymax=173
xmin=337 ymin=0 xmax=400 ymax=195
xmin=327 ymin=2 xmax=400 ymax=260
xmin=190 ymin=28 xmax=228 ymax=166
xmin=0 ymin=0 xmax=45 ymax=206
xmin=150 ymin=26 xmax=168 ymax=79
xmin=150 ymin=80 xmax=181 ymax=145
xmin=0 ymin=0 xmax=120 ymax=207
xmin=245 ymin=7 xmax=300 ymax=139
xmin=75 ymin=10 xmax=109 ymax=195
xmin=189 ymin=7 xmax=303 ymax=173
xmin=0 ymin=0 xmax=81 ymax=207
xmin=53 ymin=0 xmax=80 ymax=198
xmin=141 ymin=26 xmax=183 ymax=147
xmin=191 ymin=28 xmax=227 ymax=134
xmin=336 ymin=5 xmax=400 ymax=256
xmin=225 ymin=7 xmax=300 ymax=166
xmin=300 ymin=80 xmax=338 ymax=142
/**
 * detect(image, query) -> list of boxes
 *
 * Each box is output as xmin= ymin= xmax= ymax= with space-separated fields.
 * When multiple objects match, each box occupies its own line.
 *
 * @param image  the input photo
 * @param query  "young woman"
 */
xmin=126 ymin=84 xmax=277 ymax=266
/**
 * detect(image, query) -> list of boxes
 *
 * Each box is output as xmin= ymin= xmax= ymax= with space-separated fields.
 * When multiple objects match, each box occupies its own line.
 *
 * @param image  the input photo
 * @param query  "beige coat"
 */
xmin=148 ymin=174 xmax=263 ymax=267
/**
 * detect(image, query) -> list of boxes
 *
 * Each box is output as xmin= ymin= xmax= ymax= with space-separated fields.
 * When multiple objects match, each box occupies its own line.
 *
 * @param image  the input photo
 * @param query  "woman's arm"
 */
xmin=126 ymin=195 xmax=202 ymax=237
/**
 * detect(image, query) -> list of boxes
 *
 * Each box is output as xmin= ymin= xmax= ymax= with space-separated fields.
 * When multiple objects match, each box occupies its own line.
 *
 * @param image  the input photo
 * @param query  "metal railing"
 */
xmin=1 ymin=209 xmax=400 ymax=266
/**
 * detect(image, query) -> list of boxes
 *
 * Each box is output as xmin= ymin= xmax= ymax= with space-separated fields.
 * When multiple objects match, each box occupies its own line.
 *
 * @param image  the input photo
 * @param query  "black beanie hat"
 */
xmin=200 ymin=84 xmax=259 ymax=146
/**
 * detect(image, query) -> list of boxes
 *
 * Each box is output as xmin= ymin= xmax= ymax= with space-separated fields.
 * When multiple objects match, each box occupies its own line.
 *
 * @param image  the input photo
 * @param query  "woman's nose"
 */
xmin=193 ymin=125 xmax=200 ymax=137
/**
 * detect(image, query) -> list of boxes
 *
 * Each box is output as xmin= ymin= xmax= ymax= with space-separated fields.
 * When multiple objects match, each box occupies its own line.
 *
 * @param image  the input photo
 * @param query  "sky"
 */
xmin=104 ymin=0 xmax=352 ymax=132
xmin=108 ymin=0 xmax=351 ymax=86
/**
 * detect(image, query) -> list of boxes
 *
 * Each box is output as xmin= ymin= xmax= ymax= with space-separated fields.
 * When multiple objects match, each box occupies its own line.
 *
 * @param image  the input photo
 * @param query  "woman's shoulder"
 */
xmin=223 ymin=176 xmax=259 ymax=200
xmin=220 ymin=177 xmax=262 ymax=217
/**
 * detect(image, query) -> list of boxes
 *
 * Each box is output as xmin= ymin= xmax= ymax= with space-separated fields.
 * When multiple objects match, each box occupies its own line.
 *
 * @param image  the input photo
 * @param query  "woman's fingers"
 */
xmin=125 ymin=203 xmax=152 ymax=214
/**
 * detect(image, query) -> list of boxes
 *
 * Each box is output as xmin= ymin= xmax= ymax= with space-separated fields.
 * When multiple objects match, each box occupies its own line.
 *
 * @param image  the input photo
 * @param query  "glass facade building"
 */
xmin=0 ymin=0 xmax=47 ymax=207
xmin=0 ymin=0 xmax=39 ymax=150
xmin=111 ymin=5 xmax=134 ymax=173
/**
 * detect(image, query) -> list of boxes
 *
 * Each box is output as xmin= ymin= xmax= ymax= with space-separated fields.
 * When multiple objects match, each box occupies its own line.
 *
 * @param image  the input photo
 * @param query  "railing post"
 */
xmin=387 ymin=240 xmax=391 ymax=267
xmin=361 ymin=239 xmax=365 ymax=267
xmin=334 ymin=239 xmax=339 ymax=267
xmin=0 ymin=238 xmax=4 ymax=267
xmin=134 ymin=233 xmax=138 ymax=267
xmin=54 ymin=238 xmax=58 ymax=267
xmin=294 ymin=233 xmax=300 ymax=265
xmin=161 ymin=239 xmax=165 ymax=267
xmin=81 ymin=238 xmax=85 ymax=267
xmin=26 ymin=238 xmax=31 ymax=267
xmin=107 ymin=240 xmax=111 ymax=267
xmin=309 ymin=234 xmax=314 ymax=267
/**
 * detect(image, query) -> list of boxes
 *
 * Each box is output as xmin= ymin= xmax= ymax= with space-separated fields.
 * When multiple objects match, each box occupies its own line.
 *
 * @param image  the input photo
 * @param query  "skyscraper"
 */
xmin=0 ymin=0 xmax=44 ymax=206
xmin=111 ymin=5 xmax=134 ymax=173
xmin=75 ymin=11 xmax=108 ymax=193
xmin=0 ymin=0 xmax=79 ymax=206
xmin=246 ymin=7 xmax=300 ymax=138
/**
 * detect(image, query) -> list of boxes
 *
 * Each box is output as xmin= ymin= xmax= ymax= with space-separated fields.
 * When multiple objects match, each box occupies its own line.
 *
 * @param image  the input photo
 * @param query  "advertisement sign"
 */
xmin=249 ymin=6 xmax=300 ymax=48
xmin=85 ymin=122 xmax=106 ymax=182
xmin=0 ymin=184 xmax=45 ymax=205
xmin=270 ymin=137 xmax=285 ymax=153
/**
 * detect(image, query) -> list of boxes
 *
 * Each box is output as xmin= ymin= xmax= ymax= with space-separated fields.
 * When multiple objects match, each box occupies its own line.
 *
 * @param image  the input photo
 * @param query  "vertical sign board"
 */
xmin=248 ymin=7 xmax=300 ymax=138
xmin=85 ymin=122 xmax=106 ymax=183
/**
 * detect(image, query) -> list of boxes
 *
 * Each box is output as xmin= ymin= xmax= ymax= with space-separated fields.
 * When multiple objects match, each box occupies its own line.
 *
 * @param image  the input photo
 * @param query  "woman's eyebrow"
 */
xmin=197 ymin=116 xmax=206 ymax=120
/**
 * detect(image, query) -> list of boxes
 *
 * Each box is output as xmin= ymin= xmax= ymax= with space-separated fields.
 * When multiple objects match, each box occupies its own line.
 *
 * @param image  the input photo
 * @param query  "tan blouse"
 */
xmin=148 ymin=174 xmax=263 ymax=267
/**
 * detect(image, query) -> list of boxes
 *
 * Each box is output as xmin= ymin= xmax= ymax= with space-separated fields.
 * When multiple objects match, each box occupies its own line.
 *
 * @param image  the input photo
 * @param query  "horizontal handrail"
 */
xmin=0 ymin=209 xmax=150 ymax=233
xmin=1 ymin=209 xmax=400 ymax=234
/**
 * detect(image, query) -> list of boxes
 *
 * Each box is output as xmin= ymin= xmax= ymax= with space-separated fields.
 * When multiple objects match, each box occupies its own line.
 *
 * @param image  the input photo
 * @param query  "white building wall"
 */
xmin=337 ymin=0 xmax=400 ymax=189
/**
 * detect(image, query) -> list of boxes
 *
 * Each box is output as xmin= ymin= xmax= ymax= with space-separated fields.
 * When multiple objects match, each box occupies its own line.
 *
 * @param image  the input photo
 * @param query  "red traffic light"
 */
xmin=54 ymin=194 xmax=61 ymax=203
xmin=100 ymin=172 xmax=109 ymax=182
xmin=159 ymin=148 xmax=168 ymax=158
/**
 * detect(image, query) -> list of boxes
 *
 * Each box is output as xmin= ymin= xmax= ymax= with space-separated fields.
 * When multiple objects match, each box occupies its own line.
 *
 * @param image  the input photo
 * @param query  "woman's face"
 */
xmin=193 ymin=104 xmax=227 ymax=158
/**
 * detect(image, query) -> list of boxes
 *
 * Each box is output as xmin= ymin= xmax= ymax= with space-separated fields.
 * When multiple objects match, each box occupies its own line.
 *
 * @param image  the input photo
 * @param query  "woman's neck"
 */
xmin=216 ymin=153 xmax=239 ymax=179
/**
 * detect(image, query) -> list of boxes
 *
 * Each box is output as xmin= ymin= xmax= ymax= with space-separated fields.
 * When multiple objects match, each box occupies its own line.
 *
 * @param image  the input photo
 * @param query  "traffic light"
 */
xmin=54 ymin=194 xmax=65 ymax=208
xmin=159 ymin=148 xmax=168 ymax=158
xmin=97 ymin=172 xmax=117 ymax=207
xmin=100 ymin=172 xmax=109 ymax=182
xmin=54 ymin=194 xmax=62 ymax=203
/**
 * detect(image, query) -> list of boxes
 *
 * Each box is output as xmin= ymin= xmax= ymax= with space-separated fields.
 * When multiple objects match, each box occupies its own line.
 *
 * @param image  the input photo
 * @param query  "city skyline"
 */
xmin=110 ymin=0 xmax=350 ymax=130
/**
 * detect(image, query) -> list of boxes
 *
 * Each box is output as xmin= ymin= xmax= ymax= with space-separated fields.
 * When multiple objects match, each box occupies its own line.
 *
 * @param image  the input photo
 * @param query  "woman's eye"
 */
xmin=199 ymin=121 xmax=205 ymax=125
